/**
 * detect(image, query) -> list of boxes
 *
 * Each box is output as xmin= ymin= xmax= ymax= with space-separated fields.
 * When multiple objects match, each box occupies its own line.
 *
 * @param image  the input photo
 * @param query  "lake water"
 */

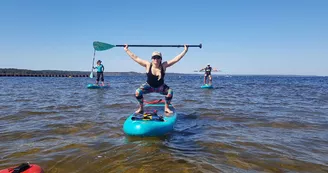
xmin=0 ymin=75 xmax=327 ymax=173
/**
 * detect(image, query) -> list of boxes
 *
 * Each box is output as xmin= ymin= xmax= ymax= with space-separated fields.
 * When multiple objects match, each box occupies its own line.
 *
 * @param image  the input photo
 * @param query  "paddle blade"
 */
xmin=93 ymin=41 xmax=116 ymax=51
xmin=89 ymin=72 xmax=93 ymax=78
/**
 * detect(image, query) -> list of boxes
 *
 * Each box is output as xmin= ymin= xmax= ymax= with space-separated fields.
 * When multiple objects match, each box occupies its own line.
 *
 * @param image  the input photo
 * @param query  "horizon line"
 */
xmin=0 ymin=68 xmax=325 ymax=77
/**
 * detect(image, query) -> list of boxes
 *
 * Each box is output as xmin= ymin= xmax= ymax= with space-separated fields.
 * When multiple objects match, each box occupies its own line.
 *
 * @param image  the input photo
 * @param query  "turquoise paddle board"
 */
xmin=87 ymin=84 xmax=110 ymax=89
xmin=201 ymin=84 xmax=213 ymax=89
xmin=123 ymin=100 xmax=177 ymax=136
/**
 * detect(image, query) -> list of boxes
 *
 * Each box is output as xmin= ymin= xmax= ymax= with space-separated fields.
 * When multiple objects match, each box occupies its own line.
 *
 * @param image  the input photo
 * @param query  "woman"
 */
xmin=93 ymin=60 xmax=105 ymax=86
xmin=124 ymin=44 xmax=188 ymax=113
xmin=199 ymin=63 xmax=218 ymax=85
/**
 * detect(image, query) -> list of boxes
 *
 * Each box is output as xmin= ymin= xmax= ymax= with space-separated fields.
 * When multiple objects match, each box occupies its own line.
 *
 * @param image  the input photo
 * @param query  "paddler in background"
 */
xmin=93 ymin=60 xmax=105 ymax=86
xmin=199 ymin=63 xmax=219 ymax=85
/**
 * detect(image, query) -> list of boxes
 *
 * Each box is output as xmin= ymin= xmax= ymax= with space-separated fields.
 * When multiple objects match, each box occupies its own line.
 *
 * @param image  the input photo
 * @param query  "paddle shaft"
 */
xmin=115 ymin=44 xmax=202 ymax=48
xmin=90 ymin=50 xmax=95 ymax=78
xmin=91 ymin=50 xmax=96 ymax=70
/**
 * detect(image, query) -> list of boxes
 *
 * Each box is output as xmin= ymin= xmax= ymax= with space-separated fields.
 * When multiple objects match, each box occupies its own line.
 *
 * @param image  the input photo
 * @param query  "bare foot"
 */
xmin=135 ymin=107 xmax=143 ymax=114
xmin=165 ymin=107 xmax=173 ymax=114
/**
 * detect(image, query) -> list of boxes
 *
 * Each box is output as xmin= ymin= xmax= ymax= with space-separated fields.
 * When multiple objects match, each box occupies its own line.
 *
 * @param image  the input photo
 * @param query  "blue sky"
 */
xmin=0 ymin=0 xmax=327 ymax=76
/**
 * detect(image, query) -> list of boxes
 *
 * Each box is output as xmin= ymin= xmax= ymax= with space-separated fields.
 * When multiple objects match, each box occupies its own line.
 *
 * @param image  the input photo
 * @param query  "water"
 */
xmin=0 ymin=75 xmax=327 ymax=173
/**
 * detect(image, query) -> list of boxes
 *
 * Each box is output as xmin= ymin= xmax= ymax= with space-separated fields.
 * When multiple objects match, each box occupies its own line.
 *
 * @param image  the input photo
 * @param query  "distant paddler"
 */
xmin=199 ymin=63 xmax=219 ymax=85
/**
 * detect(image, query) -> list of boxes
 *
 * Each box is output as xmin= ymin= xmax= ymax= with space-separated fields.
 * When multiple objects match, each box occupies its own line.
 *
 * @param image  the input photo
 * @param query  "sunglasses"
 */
xmin=152 ymin=56 xmax=162 ymax=60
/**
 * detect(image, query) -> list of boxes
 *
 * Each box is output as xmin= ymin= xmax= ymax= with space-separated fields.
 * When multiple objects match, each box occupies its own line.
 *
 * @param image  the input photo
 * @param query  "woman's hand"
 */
xmin=124 ymin=44 xmax=129 ymax=51
xmin=184 ymin=44 xmax=188 ymax=52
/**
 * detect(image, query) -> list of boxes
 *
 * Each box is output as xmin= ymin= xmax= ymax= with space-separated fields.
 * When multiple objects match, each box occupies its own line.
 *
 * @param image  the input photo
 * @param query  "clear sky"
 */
xmin=1 ymin=0 xmax=327 ymax=76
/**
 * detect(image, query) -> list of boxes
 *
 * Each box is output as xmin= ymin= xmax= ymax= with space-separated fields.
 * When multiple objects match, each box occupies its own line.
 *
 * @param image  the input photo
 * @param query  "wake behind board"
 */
xmin=87 ymin=83 xmax=110 ymax=89
xmin=123 ymin=100 xmax=177 ymax=136
xmin=201 ymin=84 xmax=213 ymax=89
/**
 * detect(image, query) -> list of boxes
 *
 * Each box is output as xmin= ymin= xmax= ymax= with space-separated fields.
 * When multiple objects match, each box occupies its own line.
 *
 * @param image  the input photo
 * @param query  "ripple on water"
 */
xmin=1 ymin=76 xmax=328 ymax=172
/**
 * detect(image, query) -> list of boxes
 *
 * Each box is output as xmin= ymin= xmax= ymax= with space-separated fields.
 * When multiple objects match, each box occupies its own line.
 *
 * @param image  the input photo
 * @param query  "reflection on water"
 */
xmin=0 ymin=76 xmax=327 ymax=172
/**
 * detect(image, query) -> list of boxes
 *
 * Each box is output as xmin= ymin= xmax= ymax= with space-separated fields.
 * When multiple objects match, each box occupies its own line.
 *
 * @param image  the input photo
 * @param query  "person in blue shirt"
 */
xmin=93 ymin=60 xmax=105 ymax=86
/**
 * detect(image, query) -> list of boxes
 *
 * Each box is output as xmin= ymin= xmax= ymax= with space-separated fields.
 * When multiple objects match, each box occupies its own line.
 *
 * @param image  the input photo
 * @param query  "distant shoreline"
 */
xmin=0 ymin=68 xmax=322 ymax=77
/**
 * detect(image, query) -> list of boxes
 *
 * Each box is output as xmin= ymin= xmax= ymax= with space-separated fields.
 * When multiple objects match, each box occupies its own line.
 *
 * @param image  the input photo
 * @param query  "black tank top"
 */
xmin=147 ymin=64 xmax=165 ymax=88
xmin=205 ymin=66 xmax=212 ymax=75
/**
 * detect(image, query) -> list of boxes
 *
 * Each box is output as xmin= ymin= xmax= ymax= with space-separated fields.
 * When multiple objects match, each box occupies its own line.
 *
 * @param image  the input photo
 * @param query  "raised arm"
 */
xmin=124 ymin=44 xmax=149 ymax=67
xmin=199 ymin=67 xmax=205 ymax=72
xmin=163 ymin=45 xmax=188 ymax=68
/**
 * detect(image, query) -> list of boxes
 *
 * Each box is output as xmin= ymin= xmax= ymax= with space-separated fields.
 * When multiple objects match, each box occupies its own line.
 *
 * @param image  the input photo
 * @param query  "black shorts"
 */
xmin=205 ymin=72 xmax=211 ymax=77
xmin=96 ymin=72 xmax=104 ymax=81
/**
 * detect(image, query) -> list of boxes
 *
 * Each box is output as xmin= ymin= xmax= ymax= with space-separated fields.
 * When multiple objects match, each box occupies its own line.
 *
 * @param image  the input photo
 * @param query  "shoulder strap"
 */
xmin=148 ymin=64 xmax=152 ymax=74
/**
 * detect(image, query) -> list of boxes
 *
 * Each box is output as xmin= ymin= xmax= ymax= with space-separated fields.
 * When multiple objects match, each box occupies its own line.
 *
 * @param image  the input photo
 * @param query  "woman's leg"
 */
xmin=135 ymin=83 xmax=152 ymax=113
xmin=160 ymin=84 xmax=173 ymax=113
xmin=209 ymin=75 xmax=212 ymax=85
xmin=96 ymin=72 xmax=100 ymax=84
xmin=100 ymin=72 xmax=105 ymax=85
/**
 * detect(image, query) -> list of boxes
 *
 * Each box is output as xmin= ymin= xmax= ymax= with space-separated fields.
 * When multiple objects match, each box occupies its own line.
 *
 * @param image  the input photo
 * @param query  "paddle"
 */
xmin=89 ymin=50 xmax=95 ymax=78
xmin=93 ymin=41 xmax=202 ymax=51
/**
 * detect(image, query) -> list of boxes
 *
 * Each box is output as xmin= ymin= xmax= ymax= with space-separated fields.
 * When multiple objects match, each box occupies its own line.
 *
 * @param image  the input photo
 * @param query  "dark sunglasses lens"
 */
xmin=152 ymin=56 xmax=161 ymax=59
